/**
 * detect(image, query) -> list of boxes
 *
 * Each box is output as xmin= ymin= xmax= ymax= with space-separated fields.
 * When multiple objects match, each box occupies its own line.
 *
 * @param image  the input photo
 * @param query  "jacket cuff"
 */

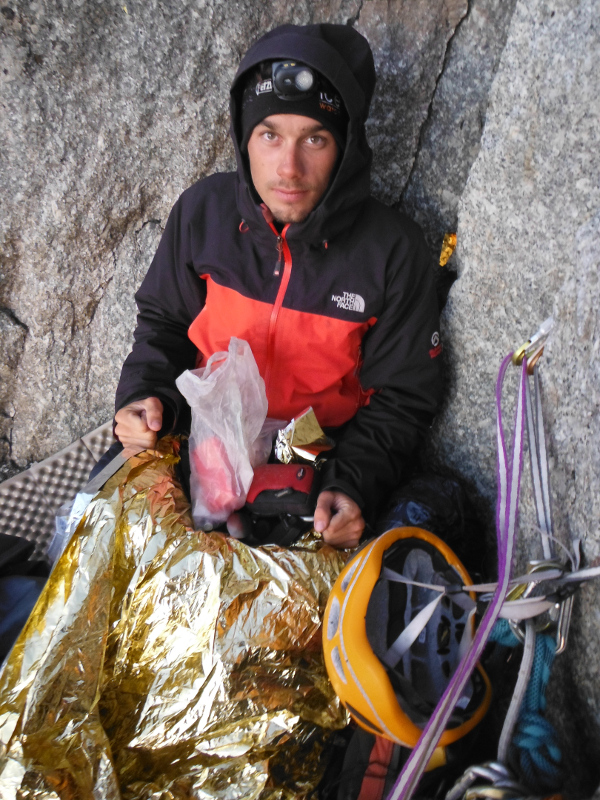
xmin=318 ymin=460 xmax=365 ymax=510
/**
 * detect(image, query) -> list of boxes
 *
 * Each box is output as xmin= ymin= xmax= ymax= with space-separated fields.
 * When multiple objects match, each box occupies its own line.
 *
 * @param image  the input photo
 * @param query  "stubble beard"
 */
xmin=273 ymin=208 xmax=309 ymax=225
xmin=266 ymin=180 xmax=320 ymax=225
xmin=270 ymin=193 xmax=316 ymax=225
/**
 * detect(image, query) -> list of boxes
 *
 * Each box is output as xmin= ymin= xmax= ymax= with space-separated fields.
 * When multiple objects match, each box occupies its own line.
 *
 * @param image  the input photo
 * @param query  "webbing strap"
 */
xmin=382 ymin=565 xmax=600 ymax=626
xmin=382 ymin=568 xmax=445 ymax=594
xmin=497 ymin=620 xmax=536 ymax=762
xmin=383 ymin=564 xmax=600 ymax=596
xmin=497 ymin=597 xmax=555 ymax=620
xmin=382 ymin=592 xmax=444 ymax=669
xmin=385 ymin=355 xmax=527 ymax=800
xmin=561 ymin=565 xmax=600 ymax=583
xmin=526 ymin=366 xmax=554 ymax=560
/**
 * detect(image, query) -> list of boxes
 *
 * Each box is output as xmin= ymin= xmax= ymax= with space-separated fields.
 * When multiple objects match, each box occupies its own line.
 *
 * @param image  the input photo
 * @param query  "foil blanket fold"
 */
xmin=0 ymin=440 xmax=348 ymax=799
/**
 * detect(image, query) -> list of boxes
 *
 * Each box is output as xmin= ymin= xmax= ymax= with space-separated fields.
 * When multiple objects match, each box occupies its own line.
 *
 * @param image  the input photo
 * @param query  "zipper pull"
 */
xmin=274 ymin=235 xmax=283 ymax=276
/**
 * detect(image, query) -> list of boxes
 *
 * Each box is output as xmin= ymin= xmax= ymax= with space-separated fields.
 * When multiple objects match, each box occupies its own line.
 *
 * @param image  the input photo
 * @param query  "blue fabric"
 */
xmin=0 ymin=575 xmax=47 ymax=661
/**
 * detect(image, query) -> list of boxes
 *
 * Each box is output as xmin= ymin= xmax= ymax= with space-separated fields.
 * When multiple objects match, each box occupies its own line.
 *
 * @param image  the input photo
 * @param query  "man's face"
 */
xmin=247 ymin=114 xmax=339 ymax=224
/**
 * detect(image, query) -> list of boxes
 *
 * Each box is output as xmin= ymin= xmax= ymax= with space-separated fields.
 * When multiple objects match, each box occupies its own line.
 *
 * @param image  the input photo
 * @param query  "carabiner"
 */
xmin=512 ymin=317 xmax=554 ymax=367
xmin=555 ymin=592 xmax=574 ymax=655
xmin=446 ymin=761 xmax=526 ymax=800
xmin=507 ymin=559 xmax=573 ymax=653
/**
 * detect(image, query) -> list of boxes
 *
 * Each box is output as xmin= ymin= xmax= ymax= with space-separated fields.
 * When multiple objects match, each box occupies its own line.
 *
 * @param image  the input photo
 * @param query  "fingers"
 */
xmin=314 ymin=490 xmax=365 ymax=549
xmin=143 ymin=396 xmax=164 ymax=432
xmin=313 ymin=492 xmax=334 ymax=533
xmin=114 ymin=397 xmax=164 ymax=450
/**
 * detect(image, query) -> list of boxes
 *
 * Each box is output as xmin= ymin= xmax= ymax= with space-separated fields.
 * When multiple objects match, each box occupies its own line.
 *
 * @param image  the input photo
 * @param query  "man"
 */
xmin=113 ymin=23 xmax=443 ymax=548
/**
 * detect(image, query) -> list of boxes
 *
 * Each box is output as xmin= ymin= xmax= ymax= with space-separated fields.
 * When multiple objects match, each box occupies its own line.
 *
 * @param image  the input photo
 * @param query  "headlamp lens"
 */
xmin=272 ymin=61 xmax=316 ymax=99
xmin=295 ymin=68 xmax=314 ymax=92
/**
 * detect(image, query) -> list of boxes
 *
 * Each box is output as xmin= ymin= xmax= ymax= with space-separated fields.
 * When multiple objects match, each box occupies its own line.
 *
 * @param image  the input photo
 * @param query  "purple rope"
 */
xmin=385 ymin=355 xmax=528 ymax=799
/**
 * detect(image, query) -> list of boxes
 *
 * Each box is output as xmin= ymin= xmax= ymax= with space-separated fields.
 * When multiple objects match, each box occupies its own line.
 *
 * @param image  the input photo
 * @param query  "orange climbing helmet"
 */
xmin=323 ymin=527 xmax=492 ymax=749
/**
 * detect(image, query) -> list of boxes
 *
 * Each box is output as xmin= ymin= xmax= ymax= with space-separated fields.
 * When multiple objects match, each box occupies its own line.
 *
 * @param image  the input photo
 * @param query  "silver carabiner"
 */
xmin=507 ymin=559 xmax=573 ymax=653
xmin=554 ymin=591 xmax=573 ymax=655
xmin=445 ymin=761 xmax=526 ymax=800
xmin=512 ymin=318 xmax=554 ymax=367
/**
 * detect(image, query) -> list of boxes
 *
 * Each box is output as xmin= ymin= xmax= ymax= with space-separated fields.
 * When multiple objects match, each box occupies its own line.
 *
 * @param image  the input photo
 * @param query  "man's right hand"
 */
xmin=114 ymin=397 xmax=163 ymax=450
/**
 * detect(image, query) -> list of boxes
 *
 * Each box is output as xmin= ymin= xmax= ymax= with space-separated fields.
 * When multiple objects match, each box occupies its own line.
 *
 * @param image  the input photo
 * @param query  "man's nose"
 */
xmin=277 ymin=144 xmax=303 ymax=180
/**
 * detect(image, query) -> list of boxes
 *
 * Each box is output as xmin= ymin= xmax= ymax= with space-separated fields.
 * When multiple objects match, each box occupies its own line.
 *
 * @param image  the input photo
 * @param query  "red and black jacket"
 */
xmin=115 ymin=24 xmax=443 ymax=519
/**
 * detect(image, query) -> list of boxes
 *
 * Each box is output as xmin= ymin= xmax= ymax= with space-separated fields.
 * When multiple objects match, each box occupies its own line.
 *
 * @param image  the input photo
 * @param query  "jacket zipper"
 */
xmin=265 ymin=222 xmax=291 ymax=393
xmin=274 ymin=235 xmax=283 ymax=276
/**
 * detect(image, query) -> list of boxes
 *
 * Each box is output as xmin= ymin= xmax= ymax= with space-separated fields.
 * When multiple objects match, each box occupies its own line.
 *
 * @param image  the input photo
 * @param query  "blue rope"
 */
xmin=490 ymin=621 xmax=564 ymax=792
xmin=490 ymin=618 xmax=519 ymax=647
xmin=511 ymin=633 xmax=564 ymax=791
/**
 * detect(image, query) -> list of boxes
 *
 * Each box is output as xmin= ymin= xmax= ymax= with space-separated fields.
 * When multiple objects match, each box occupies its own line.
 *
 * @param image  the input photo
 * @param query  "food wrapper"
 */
xmin=439 ymin=232 xmax=457 ymax=267
xmin=274 ymin=408 xmax=334 ymax=464
xmin=0 ymin=438 xmax=349 ymax=799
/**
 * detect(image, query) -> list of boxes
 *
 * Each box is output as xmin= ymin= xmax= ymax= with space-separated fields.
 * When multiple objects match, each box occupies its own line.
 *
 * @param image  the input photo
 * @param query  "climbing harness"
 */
xmin=328 ymin=319 xmax=600 ymax=800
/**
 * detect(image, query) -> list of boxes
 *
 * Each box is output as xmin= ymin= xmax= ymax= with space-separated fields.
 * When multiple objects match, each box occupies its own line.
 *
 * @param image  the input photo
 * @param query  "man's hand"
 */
xmin=114 ymin=397 xmax=163 ymax=450
xmin=313 ymin=490 xmax=364 ymax=549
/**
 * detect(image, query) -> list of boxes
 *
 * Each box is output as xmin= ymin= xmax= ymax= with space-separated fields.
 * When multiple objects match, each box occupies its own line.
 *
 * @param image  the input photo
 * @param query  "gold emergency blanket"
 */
xmin=0 ymin=440 xmax=348 ymax=799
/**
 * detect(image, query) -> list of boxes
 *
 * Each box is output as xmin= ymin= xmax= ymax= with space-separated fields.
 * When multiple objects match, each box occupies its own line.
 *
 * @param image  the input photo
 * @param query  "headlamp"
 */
xmin=272 ymin=61 xmax=316 ymax=100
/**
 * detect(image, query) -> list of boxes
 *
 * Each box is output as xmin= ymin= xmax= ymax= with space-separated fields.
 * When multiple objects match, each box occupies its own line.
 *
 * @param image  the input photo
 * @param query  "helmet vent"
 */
xmin=341 ymin=559 xmax=359 ymax=592
xmin=331 ymin=646 xmax=347 ymax=684
xmin=327 ymin=597 xmax=340 ymax=641
xmin=437 ymin=615 xmax=451 ymax=655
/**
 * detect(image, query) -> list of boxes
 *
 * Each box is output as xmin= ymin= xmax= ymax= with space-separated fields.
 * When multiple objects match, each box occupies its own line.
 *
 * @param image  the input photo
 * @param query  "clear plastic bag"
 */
xmin=250 ymin=416 xmax=287 ymax=467
xmin=176 ymin=338 xmax=270 ymax=529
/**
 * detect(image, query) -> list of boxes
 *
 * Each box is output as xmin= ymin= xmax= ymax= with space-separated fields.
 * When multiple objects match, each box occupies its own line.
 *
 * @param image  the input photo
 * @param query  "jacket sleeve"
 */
xmin=115 ymin=195 xmax=206 ymax=432
xmin=319 ymin=221 xmax=443 ymax=522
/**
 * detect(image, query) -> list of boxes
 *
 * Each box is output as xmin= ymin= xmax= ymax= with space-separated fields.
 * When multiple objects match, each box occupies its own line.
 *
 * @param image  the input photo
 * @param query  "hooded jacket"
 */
xmin=115 ymin=23 xmax=443 ymax=519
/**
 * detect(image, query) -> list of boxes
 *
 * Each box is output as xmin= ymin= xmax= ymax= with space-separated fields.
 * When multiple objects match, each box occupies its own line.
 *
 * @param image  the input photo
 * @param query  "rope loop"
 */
xmin=510 ymin=633 xmax=564 ymax=792
xmin=511 ymin=710 xmax=564 ymax=791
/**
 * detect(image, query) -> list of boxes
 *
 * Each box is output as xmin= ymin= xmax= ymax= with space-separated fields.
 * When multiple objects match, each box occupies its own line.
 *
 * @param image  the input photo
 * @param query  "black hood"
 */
xmin=230 ymin=23 xmax=376 ymax=244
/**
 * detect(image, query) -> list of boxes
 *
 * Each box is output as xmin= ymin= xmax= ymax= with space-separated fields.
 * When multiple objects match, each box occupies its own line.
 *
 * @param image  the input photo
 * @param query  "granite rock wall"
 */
xmin=1 ymin=0 xmax=599 ymax=794
xmin=0 ymin=0 xmax=471 ymax=473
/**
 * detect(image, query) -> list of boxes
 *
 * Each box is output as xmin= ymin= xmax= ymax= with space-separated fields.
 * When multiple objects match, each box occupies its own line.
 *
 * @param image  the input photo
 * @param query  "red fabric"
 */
xmin=246 ymin=464 xmax=314 ymax=504
xmin=188 ymin=276 xmax=376 ymax=428
xmin=357 ymin=736 xmax=395 ymax=800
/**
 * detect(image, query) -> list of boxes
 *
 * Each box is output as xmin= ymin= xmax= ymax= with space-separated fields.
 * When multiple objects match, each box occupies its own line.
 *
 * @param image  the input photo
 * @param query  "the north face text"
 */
xmin=332 ymin=292 xmax=365 ymax=312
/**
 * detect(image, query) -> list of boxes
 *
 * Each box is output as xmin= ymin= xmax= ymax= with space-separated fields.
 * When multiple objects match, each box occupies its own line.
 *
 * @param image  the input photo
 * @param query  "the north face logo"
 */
xmin=332 ymin=292 xmax=365 ymax=312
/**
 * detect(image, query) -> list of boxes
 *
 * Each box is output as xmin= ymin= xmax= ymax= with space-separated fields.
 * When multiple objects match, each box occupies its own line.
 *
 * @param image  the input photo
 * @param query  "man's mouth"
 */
xmin=272 ymin=186 xmax=310 ymax=201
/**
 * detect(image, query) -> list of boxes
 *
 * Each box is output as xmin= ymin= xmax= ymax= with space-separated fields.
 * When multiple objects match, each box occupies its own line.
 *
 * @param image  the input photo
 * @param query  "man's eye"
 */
xmin=262 ymin=131 xmax=277 ymax=141
xmin=307 ymin=135 xmax=324 ymax=145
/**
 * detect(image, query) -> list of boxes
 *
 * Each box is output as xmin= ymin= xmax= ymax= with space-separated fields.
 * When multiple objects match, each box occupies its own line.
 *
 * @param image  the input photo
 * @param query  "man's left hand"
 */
xmin=313 ymin=491 xmax=364 ymax=549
